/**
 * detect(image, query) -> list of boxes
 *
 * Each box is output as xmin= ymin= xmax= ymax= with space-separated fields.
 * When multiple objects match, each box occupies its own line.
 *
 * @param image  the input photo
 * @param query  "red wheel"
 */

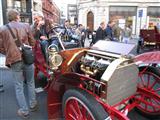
xmin=62 ymin=89 xmax=110 ymax=120
xmin=136 ymin=66 xmax=160 ymax=118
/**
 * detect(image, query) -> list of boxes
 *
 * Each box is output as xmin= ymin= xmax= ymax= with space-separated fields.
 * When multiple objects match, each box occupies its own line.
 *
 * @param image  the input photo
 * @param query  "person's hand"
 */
xmin=39 ymin=20 xmax=44 ymax=26
xmin=37 ymin=20 xmax=45 ymax=29
xmin=40 ymin=36 xmax=48 ymax=40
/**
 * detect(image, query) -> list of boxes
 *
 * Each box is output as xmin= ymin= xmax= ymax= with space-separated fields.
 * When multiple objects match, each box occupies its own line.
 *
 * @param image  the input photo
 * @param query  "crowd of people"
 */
xmin=0 ymin=9 xmax=133 ymax=119
xmin=92 ymin=20 xmax=132 ymax=45
xmin=0 ymin=9 xmax=88 ymax=119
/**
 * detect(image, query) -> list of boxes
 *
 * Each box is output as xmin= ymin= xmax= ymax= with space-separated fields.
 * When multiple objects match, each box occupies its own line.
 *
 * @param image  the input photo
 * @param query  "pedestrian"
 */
xmin=0 ymin=9 xmax=37 ymax=118
xmin=122 ymin=25 xmax=132 ymax=43
xmin=64 ymin=19 xmax=71 ymax=29
xmin=93 ymin=21 xmax=106 ymax=44
xmin=105 ymin=20 xmax=116 ymax=41
xmin=47 ymin=19 xmax=60 ymax=47
xmin=62 ymin=20 xmax=73 ymax=41
xmin=113 ymin=22 xmax=121 ymax=41
xmin=75 ymin=24 xmax=84 ymax=47
xmin=81 ymin=25 xmax=86 ymax=47
xmin=155 ymin=23 xmax=160 ymax=33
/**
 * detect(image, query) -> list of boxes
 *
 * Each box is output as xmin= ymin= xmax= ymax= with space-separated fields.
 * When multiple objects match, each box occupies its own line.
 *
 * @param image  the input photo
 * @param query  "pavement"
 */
xmin=0 ymin=39 xmax=159 ymax=120
xmin=0 ymin=71 xmax=48 ymax=120
xmin=0 ymin=54 xmax=7 ymax=68
xmin=0 ymin=54 xmax=48 ymax=120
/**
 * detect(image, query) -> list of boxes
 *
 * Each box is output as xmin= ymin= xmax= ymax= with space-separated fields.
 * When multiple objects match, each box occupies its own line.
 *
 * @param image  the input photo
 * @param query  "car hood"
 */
xmin=91 ymin=40 xmax=136 ymax=55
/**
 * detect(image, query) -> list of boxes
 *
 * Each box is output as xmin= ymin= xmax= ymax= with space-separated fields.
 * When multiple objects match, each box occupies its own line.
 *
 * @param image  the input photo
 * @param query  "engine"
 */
xmin=80 ymin=49 xmax=129 ymax=79
xmin=79 ymin=49 xmax=139 ymax=106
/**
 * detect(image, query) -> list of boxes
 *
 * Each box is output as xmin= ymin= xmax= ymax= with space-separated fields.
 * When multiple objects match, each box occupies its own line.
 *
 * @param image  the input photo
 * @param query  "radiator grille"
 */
xmin=105 ymin=64 xmax=138 ymax=106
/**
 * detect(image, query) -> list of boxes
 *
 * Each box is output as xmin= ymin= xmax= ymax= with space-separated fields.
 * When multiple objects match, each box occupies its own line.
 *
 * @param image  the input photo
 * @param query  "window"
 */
xmin=14 ymin=0 xmax=21 ymax=12
xmin=148 ymin=7 xmax=160 ymax=17
xmin=110 ymin=6 xmax=137 ymax=16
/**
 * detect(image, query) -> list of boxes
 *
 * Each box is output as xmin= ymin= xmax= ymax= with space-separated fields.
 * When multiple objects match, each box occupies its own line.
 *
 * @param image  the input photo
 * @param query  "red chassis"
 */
xmin=34 ymin=41 xmax=160 ymax=120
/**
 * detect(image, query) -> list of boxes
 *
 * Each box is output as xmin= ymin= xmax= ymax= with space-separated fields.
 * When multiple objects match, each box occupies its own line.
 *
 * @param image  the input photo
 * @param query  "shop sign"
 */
xmin=138 ymin=10 xmax=143 ymax=17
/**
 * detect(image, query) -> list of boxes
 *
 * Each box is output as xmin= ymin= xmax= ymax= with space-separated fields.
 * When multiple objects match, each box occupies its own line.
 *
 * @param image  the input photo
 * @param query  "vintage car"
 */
xmin=137 ymin=27 xmax=160 ymax=53
xmin=34 ymin=28 xmax=160 ymax=120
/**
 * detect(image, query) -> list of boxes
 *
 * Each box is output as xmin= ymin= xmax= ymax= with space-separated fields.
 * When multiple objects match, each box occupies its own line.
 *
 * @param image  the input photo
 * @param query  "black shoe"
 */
xmin=0 ymin=89 xmax=4 ymax=92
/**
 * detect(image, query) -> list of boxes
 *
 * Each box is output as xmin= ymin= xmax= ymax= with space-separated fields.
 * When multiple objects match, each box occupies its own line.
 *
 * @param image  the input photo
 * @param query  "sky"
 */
xmin=54 ymin=0 xmax=77 ymax=18
xmin=54 ymin=0 xmax=76 ymax=8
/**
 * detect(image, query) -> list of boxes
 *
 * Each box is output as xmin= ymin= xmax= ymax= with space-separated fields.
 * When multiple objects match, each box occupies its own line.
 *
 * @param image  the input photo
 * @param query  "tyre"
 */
xmin=135 ymin=66 xmax=160 ymax=119
xmin=137 ymin=39 xmax=144 ymax=54
xmin=35 ymin=72 xmax=48 ymax=88
xmin=136 ymin=42 xmax=140 ymax=54
xmin=62 ymin=88 xmax=110 ymax=120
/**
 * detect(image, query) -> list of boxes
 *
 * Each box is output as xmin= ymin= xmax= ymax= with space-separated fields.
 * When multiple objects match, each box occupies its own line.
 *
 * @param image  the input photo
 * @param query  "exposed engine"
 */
xmin=78 ymin=49 xmax=139 ymax=106
xmin=80 ymin=49 xmax=120 ymax=80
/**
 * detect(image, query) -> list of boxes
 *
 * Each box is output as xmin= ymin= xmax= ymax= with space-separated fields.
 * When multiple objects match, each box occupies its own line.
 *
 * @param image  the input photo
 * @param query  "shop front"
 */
xmin=147 ymin=6 xmax=160 ymax=30
xmin=109 ymin=6 xmax=137 ymax=34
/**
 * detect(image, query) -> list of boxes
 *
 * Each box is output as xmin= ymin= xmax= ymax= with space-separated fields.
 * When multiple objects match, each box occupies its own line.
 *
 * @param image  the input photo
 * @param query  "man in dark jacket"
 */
xmin=0 ymin=9 xmax=37 ymax=119
xmin=105 ymin=20 xmax=116 ymax=41
xmin=94 ymin=21 xmax=106 ymax=43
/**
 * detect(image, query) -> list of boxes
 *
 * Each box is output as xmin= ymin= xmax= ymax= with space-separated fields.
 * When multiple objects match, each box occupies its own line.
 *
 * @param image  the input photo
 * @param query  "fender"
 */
xmin=134 ymin=51 xmax=160 ymax=64
xmin=47 ymin=72 xmax=107 ymax=119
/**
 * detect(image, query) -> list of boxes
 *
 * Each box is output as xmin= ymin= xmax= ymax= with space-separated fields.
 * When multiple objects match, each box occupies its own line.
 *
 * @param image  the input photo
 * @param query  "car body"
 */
xmin=137 ymin=28 xmax=160 ymax=53
xmin=34 ymin=33 xmax=160 ymax=120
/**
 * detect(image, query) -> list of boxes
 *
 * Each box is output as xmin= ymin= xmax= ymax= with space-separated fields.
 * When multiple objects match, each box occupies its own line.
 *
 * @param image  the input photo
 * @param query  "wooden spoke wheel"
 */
xmin=136 ymin=66 xmax=160 ymax=118
xmin=62 ymin=88 xmax=110 ymax=120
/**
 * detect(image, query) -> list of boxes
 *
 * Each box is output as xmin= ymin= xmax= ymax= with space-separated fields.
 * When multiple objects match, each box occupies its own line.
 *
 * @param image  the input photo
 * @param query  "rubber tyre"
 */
xmin=62 ymin=88 xmax=109 ymax=120
xmin=136 ymin=42 xmax=140 ymax=54
xmin=35 ymin=72 xmax=48 ymax=88
xmin=135 ymin=66 xmax=160 ymax=119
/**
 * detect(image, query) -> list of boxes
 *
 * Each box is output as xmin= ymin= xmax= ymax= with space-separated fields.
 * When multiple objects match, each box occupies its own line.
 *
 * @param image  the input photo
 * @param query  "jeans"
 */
xmin=40 ymin=40 xmax=49 ymax=63
xmin=122 ymin=37 xmax=130 ymax=43
xmin=11 ymin=61 xmax=37 ymax=114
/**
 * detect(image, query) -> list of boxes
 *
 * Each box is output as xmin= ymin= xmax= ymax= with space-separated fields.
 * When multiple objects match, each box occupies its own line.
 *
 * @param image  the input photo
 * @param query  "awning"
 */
xmin=109 ymin=6 xmax=137 ymax=16
xmin=148 ymin=7 xmax=160 ymax=17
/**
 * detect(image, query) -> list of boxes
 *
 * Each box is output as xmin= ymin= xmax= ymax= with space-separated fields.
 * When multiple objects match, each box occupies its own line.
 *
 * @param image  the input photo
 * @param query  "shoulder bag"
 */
xmin=6 ymin=24 xmax=34 ymax=65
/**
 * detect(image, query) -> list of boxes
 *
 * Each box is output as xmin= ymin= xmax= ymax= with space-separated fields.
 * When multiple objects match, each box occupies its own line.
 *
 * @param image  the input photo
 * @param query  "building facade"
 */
xmin=42 ymin=0 xmax=60 ymax=24
xmin=0 ymin=0 xmax=3 ymax=25
xmin=2 ymin=0 xmax=32 ymax=24
xmin=1 ymin=0 xmax=60 ymax=25
xmin=32 ymin=0 xmax=43 ymax=14
xmin=67 ymin=4 xmax=78 ymax=25
xmin=78 ymin=0 xmax=160 ymax=36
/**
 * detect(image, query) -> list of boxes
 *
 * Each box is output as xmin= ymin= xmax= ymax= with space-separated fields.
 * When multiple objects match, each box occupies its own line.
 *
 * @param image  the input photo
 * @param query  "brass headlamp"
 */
xmin=48 ymin=44 xmax=63 ymax=70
